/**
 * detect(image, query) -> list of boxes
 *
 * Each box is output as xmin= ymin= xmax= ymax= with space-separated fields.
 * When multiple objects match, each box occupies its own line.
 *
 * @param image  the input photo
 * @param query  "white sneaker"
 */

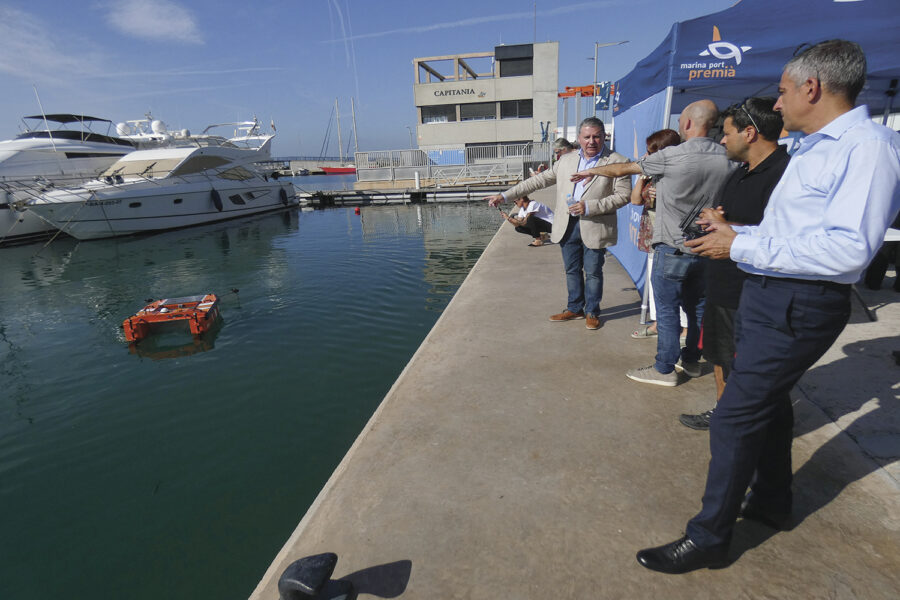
xmin=626 ymin=365 xmax=678 ymax=387
xmin=674 ymin=360 xmax=702 ymax=378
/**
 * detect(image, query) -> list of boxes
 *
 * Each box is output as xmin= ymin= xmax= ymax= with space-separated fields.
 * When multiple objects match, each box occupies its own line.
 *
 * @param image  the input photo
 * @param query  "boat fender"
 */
xmin=211 ymin=188 xmax=223 ymax=212
xmin=279 ymin=187 xmax=289 ymax=206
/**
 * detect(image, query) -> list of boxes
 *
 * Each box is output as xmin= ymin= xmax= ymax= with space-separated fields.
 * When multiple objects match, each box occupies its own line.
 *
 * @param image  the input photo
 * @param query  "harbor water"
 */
xmin=0 ymin=196 xmax=500 ymax=599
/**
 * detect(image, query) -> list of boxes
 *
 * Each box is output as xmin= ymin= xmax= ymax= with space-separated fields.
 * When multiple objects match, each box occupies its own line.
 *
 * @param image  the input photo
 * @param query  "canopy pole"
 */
xmin=882 ymin=79 xmax=897 ymax=126
xmin=662 ymin=85 xmax=674 ymax=130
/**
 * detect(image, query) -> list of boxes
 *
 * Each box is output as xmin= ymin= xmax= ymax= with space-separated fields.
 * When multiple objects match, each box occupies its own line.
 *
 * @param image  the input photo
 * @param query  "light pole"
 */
xmin=406 ymin=126 xmax=414 ymax=149
xmin=591 ymin=40 xmax=629 ymax=116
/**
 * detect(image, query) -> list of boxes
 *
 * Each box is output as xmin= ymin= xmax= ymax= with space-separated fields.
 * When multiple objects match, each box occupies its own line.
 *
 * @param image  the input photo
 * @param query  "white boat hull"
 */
xmin=0 ymin=199 xmax=56 ymax=244
xmin=28 ymin=181 xmax=297 ymax=240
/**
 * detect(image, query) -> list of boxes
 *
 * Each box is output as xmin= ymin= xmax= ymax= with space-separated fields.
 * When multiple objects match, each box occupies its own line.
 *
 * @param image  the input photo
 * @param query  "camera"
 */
xmin=682 ymin=223 xmax=707 ymax=240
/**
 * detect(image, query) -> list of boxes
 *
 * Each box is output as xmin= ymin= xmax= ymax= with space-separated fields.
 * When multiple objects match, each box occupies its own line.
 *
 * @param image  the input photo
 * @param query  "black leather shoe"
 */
xmin=739 ymin=498 xmax=791 ymax=531
xmin=636 ymin=535 xmax=728 ymax=574
xmin=678 ymin=408 xmax=713 ymax=430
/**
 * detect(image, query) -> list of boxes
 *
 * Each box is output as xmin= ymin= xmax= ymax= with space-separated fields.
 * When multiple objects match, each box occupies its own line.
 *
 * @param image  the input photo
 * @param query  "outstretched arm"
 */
xmin=571 ymin=161 xmax=642 ymax=183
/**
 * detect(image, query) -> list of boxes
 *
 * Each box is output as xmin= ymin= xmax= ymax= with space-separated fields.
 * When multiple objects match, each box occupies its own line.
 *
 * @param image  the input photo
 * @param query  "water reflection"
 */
xmin=0 ymin=202 xmax=499 ymax=600
xmin=128 ymin=318 xmax=223 ymax=361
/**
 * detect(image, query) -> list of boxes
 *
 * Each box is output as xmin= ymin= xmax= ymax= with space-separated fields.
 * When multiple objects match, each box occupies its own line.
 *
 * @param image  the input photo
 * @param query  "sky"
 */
xmin=0 ymin=0 xmax=738 ymax=157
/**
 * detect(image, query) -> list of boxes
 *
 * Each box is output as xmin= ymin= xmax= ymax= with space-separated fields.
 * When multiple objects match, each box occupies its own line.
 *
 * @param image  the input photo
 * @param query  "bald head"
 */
xmin=679 ymin=100 xmax=719 ymax=139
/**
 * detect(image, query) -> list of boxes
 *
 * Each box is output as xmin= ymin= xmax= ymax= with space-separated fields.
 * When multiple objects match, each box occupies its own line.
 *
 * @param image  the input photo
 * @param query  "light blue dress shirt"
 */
xmin=731 ymin=106 xmax=900 ymax=284
xmin=575 ymin=148 xmax=603 ymax=216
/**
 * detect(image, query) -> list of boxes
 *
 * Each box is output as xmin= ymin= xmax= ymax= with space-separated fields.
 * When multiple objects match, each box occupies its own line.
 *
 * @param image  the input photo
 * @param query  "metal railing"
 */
xmin=355 ymin=142 xmax=551 ymax=185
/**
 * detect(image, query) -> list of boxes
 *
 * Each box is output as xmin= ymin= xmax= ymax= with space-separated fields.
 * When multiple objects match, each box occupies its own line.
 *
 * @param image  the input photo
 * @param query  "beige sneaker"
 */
xmin=626 ymin=365 xmax=678 ymax=387
xmin=549 ymin=310 xmax=585 ymax=322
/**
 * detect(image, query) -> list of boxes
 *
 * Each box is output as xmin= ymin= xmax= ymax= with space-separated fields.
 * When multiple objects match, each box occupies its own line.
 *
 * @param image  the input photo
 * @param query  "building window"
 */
xmin=499 ymin=58 xmax=532 ymax=77
xmin=422 ymin=105 xmax=457 ymax=124
xmin=500 ymin=99 xmax=533 ymax=119
xmin=459 ymin=102 xmax=496 ymax=121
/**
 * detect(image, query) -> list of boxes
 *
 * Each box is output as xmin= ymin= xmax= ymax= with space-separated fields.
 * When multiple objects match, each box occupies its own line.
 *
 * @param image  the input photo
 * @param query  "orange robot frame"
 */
xmin=123 ymin=294 xmax=220 ymax=342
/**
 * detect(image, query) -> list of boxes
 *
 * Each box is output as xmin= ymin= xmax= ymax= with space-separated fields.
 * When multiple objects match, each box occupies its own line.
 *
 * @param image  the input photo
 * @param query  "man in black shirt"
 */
xmin=679 ymin=97 xmax=790 ymax=430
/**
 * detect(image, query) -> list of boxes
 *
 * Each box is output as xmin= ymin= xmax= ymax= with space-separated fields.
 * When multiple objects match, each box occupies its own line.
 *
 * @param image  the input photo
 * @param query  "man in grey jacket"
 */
xmin=487 ymin=117 xmax=631 ymax=329
xmin=572 ymin=101 xmax=733 ymax=383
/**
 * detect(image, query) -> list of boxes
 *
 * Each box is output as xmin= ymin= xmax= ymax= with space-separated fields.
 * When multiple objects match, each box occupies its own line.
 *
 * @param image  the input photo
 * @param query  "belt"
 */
xmin=746 ymin=274 xmax=850 ymax=293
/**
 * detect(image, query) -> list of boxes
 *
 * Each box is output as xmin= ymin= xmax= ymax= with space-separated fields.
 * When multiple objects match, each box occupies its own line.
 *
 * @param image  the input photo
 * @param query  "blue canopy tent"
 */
xmin=607 ymin=0 xmax=900 ymax=294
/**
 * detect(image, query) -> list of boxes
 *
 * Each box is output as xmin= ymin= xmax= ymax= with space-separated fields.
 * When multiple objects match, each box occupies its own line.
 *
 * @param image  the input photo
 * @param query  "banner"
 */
xmin=608 ymin=90 xmax=669 ymax=296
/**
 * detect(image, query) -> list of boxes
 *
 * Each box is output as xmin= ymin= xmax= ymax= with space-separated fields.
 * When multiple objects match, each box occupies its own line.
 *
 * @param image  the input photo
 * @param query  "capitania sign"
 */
xmin=433 ymin=88 xmax=477 ymax=97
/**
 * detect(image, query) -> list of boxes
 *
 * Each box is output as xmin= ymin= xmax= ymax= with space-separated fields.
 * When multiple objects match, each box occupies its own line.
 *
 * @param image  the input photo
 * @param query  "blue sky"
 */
xmin=0 ymin=0 xmax=736 ymax=156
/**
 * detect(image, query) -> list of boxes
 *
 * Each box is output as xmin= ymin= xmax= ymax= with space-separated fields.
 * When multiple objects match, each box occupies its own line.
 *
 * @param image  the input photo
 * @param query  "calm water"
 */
xmin=0 ymin=200 xmax=499 ymax=599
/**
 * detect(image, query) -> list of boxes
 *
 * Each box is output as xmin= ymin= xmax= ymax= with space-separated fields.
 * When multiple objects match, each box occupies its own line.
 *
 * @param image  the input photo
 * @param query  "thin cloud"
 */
xmin=323 ymin=1 xmax=630 ymax=43
xmin=101 ymin=0 xmax=203 ymax=45
xmin=104 ymin=80 xmax=272 ymax=102
xmin=0 ymin=6 xmax=106 ymax=82
xmin=84 ymin=66 xmax=285 ymax=80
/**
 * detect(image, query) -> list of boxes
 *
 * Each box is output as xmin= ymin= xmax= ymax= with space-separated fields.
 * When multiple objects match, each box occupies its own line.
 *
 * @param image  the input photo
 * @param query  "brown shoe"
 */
xmin=585 ymin=314 xmax=601 ymax=329
xmin=549 ymin=310 xmax=585 ymax=322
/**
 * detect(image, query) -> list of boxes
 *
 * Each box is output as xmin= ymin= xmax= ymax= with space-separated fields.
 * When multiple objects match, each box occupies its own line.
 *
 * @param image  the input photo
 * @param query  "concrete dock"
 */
xmin=251 ymin=190 xmax=900 ymax=599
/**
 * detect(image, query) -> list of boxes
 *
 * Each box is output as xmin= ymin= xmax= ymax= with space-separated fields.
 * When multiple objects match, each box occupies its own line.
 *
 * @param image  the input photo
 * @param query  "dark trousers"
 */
xmin=686 ymin=275 xmax=851 ymax=549
xmin=514 ymin=214 xmax=552 ymax=239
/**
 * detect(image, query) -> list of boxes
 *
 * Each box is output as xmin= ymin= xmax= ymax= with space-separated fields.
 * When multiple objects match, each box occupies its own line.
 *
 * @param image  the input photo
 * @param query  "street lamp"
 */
xmin=590 ymin=40 xmax=629 ymax=116
xmin=406 ymin=126 xmax=414 ymax=149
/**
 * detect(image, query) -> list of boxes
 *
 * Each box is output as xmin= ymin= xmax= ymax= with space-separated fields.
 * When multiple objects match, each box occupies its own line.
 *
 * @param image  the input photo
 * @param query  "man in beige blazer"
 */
xmin=487 ymin=117 xmax=631 ymax=329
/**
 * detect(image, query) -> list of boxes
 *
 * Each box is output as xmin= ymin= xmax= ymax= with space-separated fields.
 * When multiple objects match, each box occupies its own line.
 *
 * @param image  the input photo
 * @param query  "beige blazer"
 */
xmin=503 ymin=147 xmax=632 ymax=248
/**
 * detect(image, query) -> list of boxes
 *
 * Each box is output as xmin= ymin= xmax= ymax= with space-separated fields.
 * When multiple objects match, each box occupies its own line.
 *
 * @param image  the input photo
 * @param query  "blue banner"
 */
xmin=608 ymin=90 xmax=669 ymax=296
xmin=613 ymin=0 xmax=900 ymax=116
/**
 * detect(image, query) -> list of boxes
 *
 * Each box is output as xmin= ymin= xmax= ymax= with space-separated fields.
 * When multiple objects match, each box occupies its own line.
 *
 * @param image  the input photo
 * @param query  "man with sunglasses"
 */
xmin=678 ymin=97 xmax=789 ymax=430
xmin=636 ymin=40 xmax=900 ymax=574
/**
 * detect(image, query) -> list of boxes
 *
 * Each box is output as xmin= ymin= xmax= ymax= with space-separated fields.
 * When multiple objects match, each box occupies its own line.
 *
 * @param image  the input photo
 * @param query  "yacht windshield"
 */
xmin=100 ymin=158 xmax=182 ymax=178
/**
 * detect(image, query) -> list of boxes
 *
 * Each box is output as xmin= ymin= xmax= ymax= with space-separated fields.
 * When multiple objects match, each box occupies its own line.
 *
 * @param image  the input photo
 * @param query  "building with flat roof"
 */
xmin=413 ymin=42 xmax=558 ymax=151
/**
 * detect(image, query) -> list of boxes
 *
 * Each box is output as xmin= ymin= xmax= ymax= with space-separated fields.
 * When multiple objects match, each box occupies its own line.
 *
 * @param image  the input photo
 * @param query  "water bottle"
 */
xmin=566 ymin=192 xmax=575 ymax=207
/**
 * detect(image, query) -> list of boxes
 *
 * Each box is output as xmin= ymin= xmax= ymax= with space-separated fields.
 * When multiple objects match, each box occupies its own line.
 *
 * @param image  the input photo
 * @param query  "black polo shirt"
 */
xmin=706 ymin=145 xmax=791 ymax=308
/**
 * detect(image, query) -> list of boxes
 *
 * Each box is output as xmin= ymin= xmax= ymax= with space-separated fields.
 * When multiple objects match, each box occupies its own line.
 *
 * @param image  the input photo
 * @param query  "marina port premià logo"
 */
xmin=681 ymin=26 xmax=751 ymax=81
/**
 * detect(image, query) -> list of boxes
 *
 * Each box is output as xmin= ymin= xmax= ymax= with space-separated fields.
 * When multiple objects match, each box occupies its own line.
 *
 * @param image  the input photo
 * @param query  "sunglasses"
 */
xmin=740 ymin=99 xmax=760 ymax=132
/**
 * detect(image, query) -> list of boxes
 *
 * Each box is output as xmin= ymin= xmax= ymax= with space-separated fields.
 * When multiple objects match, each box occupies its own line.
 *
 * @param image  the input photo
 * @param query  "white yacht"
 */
xmin=0 ymin=114 xmax=138 ymax=243
xmin=27 ymin=140 xmax=297 ymax=240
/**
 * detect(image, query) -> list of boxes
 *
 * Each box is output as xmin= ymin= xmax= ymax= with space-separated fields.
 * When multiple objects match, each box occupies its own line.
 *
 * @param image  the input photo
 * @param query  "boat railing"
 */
xmin=354 ymin=142 xmax=551 ymax=185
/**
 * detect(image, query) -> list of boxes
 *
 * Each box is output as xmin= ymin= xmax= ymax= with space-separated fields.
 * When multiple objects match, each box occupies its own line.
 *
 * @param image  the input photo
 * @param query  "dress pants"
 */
xmin=686 ymin=275 xmax=851 ymax=549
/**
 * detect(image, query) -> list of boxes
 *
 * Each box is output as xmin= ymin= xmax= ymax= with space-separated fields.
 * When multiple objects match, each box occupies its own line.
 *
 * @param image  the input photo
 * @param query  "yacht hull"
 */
xmin=0 ymin=201 xmax=57 ymax=244
xmin=29 ymin=181 xmax=297 ymax=240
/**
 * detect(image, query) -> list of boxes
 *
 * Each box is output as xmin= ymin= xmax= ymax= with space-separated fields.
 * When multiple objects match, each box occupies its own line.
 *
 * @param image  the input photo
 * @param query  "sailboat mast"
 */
xmin=335 ymin=98 xmax=344 ymax=164
xmin=350 ymin=97 xmax=359 ymax=156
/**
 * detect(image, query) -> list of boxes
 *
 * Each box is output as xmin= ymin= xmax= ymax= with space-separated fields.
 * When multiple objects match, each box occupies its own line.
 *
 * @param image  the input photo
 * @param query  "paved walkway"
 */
xmin=251 ymin=191 xmax=900 ymax=599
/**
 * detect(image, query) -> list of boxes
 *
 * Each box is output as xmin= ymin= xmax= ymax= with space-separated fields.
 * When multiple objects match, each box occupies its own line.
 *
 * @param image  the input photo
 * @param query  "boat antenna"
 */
xmin=32 ymin=85 xmax=58 ymax=153
xmin=33 ymin=85 xmax=65 ymax=174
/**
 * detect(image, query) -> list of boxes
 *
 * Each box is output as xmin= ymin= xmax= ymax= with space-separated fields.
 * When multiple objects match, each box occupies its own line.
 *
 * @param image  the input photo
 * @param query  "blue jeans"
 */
xmin=686 ymin=276 xmax=850 ymax=549
xmin=651 ymin=244 xmax=706 ymax=373
xmin=560 ymin=218 xmax=606 ymax=316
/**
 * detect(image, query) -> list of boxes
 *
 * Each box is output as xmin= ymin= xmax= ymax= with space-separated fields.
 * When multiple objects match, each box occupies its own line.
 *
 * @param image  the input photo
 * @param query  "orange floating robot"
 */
xmin=123 ymin=294 xmax=220 ymax=342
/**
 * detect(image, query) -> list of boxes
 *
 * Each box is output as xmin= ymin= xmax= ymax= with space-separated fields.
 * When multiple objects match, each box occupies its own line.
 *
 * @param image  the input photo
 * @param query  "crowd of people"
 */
xmin=486 ymin=39 xmax=900 ymax=573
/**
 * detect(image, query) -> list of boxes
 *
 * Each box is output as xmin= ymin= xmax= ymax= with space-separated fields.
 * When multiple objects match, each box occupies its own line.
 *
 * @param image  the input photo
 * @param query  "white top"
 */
xmin=517 ymin=200 xmax=554 ymax=224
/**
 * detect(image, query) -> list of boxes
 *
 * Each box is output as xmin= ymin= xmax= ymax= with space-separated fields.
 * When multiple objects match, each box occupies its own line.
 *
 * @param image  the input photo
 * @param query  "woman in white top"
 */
xmin=500 ymin=195 xmax=554 ymax=246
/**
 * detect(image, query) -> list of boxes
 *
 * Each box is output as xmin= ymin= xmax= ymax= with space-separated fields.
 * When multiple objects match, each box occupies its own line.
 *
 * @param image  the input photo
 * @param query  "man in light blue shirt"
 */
xmin=636 ymin=39 xmax=900 ymax=574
